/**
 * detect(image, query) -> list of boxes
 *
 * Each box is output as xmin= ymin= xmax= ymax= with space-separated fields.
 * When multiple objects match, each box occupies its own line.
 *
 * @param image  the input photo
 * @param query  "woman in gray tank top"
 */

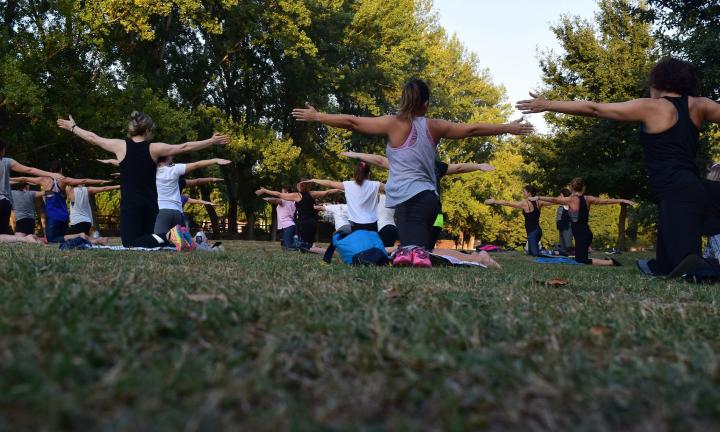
xmin=293 ymin=79 xmax=534 ymax=267
xmin=11 ymin=183 xmax=43 ymax=236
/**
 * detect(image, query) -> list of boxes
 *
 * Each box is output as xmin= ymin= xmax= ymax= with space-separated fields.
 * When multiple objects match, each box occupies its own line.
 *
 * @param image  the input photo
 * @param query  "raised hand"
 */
xmin=505 ymin=117 xmax=535 ymax=135
xmin=516 ymin=92 xmax=551 ymax=114
xmin=623 ymin=200 xmax=637 ymax=206
xmin=479 ymin=163 xmax=495 ymax=172
xmin=340 ymin=151 xmax=356 ymax=158
xmin=255 ymin=188 xmax=267 ymax=196
xmin=292 ymin=104 xmax=320 ymax=122
xmin=215 ymin=159 xmax=232 ymax=165
xmin=57 ymin=115 xmax=76 ymax=131
xmin=212 ymin=133 xmax=230 ymax=145
xmin=484 ymin=198 xmax=496 ymax=205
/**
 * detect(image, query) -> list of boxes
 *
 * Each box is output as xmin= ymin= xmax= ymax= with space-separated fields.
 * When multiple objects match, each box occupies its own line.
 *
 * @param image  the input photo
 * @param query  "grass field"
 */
xmin=1 ymin=241 xmax=719 ymax=431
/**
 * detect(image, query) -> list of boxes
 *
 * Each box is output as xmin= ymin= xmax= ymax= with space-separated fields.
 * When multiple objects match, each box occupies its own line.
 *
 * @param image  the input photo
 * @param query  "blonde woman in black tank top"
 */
xmin=518 ymin=57 xmax=720 ymax=277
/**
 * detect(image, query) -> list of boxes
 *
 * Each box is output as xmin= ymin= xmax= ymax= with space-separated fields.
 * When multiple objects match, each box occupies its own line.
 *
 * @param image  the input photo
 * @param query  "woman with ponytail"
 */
xmin=293 ymin=79 xmax=533 ymax=267
xmin=299 ymin=161 xmax=384 ymax=232
xmin=485 ymin=185 xmax=552 ymax=256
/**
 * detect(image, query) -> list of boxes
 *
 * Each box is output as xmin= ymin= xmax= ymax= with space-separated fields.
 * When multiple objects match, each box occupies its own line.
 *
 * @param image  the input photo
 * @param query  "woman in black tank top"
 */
xmin=57 ymin=111 xmax=229 ymax=248
xmin=537 ymin=179 xmax=635 ymax=266
xmin=485 ymin=185 xmax=551 ymax=256
xmin=256 ymin=180 xmax=342 ymax=252
xmin=517 ymin=58 xmax=720 ymax=276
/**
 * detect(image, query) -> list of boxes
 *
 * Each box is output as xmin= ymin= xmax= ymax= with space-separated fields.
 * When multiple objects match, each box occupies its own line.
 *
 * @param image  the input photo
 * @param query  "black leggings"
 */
xmin=0 ymin=199 xmax=11 ymax=235
xmin=121 ymin=204 xmax=167 ymax=248
xmin=648 ymin=180 xmax=720 ymax=275
xmin=395 ymin=190 xmax=441 ymax=250
xmin=350 ymin=221 xmax=378 ymax=232
xmin=297 ymin=219 xmax=317 ymax=245
xmin=572 ymin=224 xmax=593 ymax=265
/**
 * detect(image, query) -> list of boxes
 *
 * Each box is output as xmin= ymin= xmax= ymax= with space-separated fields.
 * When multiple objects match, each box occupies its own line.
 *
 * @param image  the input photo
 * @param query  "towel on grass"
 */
xmin=534 ymin=257 xmax=581 ymax=265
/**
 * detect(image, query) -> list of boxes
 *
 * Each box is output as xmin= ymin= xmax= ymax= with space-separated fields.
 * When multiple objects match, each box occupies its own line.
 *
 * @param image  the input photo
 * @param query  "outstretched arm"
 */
xmin=183 ymin=177 xmax=224 ymax=188
xmin=87 ymin=185 xmax=121 ymax=194
xmin=429 ymin=117 xmax=534 ymax=141
xmin=96 ymin=159 xmax=120 ymax=166
xmin=150 ymin=133 xmax=230 ymax=159
xmin=586 ymin=196 xmax=636 ymax=206
xmin=293 ymin=104 xmax=395 ymax=136
xmin=516 ymin=92 xmax=659 ymax=123
xmin=255 ymin=187 xmax=301 ymax=202
xmin=63 ymin=178 xmax=111 ymax=187
xmin=341 ymin=151 xmax=390 ymax=170
xmin=311 ymin=188 xmax=343 ymax=199
xmin=701 ymin=97 xmax=720 ymax=123
xmin=446 ymin=163 xmax=495 ymax=175
xmin=10 ymin=176 xmax=45 ymax=186
xmin=484 ymin=198 xmax=526 ymax=209
xmin=302 ymin=179 xmax=345 ymax=190
xmin=57 ymin=115 xmax=125 ymax=156
xmin=533 ymin=196 xmax=574 ymax=205
xmin=186 ymin=197 xmax=218 ymax=206
xmin=10 ymin=161 xmax=63 ymax=180
xmin=185 ymin=158 xmax=231 ymax=173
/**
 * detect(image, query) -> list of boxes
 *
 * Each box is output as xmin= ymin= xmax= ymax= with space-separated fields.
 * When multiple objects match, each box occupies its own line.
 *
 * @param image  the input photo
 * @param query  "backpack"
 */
xmin=323 ymin=230 xmax=389 ymax=266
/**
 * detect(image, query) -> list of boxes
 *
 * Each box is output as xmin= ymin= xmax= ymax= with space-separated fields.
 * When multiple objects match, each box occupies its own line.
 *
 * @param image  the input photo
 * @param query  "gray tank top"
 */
xmin=11 ymin=190 xmax=35 ymax=220
xmin=0 ymin=157 xmax=15 ymax=204
xmin=70 ymin=186 xmax=93 ymax=225
xmin=384 ymin=117 xmax=438 ymax=208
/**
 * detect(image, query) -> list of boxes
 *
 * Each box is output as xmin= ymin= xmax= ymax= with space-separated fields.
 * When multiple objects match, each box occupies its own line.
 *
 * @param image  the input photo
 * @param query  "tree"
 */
xmin=528 ymin=0 xmax=656 ymax=249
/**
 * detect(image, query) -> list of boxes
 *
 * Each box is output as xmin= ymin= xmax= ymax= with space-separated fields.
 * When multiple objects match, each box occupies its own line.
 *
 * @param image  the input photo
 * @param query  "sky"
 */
xmin=434 ymin=0 xmax=601 ymax=133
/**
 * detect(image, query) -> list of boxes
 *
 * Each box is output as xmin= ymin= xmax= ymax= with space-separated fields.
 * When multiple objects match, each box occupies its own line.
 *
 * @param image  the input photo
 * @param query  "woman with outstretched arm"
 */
xmin=533 ymin=178 xmax=635 ymax=266
xmin=516 ymin=57 xmax=720 ymax=276
xmin=58 ymin=111 xmax=229 ymax=248
xmin=293 ymin=78 xmax=533 ymax=268
xmin=485 ymin=185 xmax=552 ymax=256
xmin=256 ymin=181 xmax=341 ymax=253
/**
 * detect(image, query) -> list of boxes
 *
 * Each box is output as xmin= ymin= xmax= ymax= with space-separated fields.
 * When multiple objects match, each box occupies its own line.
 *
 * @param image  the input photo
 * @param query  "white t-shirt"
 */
xmin=156 ymin=164 xmax=187 ymax=211
xmin=324 ymin=204 xmax=350 ymax=230
xmin=343 ymin=180 xmax=380 ymax=224
xmin=377 ymin=194 xmax=396 ymax=229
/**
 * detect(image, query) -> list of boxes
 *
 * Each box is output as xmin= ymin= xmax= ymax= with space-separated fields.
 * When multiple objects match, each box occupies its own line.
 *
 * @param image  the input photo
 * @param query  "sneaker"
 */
xmin=393 ymin=247 xmax=414 ymax=267
xmin=167 ymin=225 xmax=185 ymax=252
xmin=411 ymin=247 xmax=432 ymax=268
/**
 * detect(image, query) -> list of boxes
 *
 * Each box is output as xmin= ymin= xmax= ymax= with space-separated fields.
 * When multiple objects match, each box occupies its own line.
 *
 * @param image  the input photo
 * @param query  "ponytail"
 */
xmin=354 ymin=161 xmax=370 ymax=185
xmin=398 ymin=79 xmax=430 ymax=121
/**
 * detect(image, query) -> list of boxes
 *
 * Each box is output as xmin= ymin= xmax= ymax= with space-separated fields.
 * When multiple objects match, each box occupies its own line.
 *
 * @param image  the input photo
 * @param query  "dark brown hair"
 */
xmin=128 ymin=111 xmax=155 ymax=138
xmin=354 ymin=161 xmax=371 ymax=185
xmin=398 ymin=79 xmax=430 ymax=121
xmin=560 ymin=188 xmax=571 ymax=197
xmin=524 ymin=184 xmax=539 ymax=196
xmin=50 ymin=160 xmax=63 ymax=173
xmin=0 ymin=138 xmax=7 ymax=156
xmin=648 ymin=57 xmax=700 ymax=97
xmin=570 ymin=177 xmax=586 ymax=192
xmin=296 ymin=178 xmax=311 ymax=193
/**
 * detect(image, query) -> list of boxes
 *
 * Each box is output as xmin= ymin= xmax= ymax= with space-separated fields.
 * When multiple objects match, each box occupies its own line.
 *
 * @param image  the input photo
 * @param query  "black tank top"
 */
xmin=523 ymin=200 xmax=540 ymax=231
xmin=571 ymin=195 xmax=589 ymax=228
xmin=296 ymin=191 xmax=315 ymax=222
xmin=639 ymin=95 xmax=700 ymax=199
xmin=119 ymin=139 xmax=158 ymax=210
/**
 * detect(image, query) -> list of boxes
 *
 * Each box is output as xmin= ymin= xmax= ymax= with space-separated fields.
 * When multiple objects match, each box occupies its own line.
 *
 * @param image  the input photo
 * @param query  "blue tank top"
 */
xmin=45 ymin=179 xmax=69 ymax=222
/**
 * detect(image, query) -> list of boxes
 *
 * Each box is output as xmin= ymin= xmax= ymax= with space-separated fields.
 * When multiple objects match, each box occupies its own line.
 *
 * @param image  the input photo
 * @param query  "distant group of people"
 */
xmin=3 ymin=57 xmax=720 ymax=277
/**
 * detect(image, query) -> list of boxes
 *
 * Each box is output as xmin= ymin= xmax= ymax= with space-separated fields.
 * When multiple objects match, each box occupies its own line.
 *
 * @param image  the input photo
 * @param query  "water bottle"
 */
xmin=195 ymin=230 xmax=204 ymax=244
xmin=92 ymin=230 xmax=100 ymax=239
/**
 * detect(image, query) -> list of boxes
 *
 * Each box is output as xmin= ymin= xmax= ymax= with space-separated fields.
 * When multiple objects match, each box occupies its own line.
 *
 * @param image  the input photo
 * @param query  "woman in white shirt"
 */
xmin=302 ymin=161 xmax=384 ymax=232
xmin=154 ymin=156 xmax=230 ymax=235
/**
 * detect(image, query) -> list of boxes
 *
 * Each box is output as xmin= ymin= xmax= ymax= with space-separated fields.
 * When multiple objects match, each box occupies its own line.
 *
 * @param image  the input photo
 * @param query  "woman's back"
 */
xmin=385 ymin=117 xmax=437 ymax=208
xmin=296 ymin=192 xmax=316 ymax=221
xmin=343 ymin=180 xmax=380 ymax=224
xmin=70 ymin=186 xmax=93 ymax=225
xmin=120 ymin=138 xmax=157 ymax=209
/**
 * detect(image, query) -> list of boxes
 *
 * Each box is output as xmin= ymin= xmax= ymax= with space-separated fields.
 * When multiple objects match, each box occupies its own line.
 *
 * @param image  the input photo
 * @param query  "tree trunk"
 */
xmin=245 ymin=210 xmax=255 ymax=240
xmin=465 ymin=234 xmax=476 ymax=250
xmin=228 ymin=201 xmax=238 ymax=238
xmin=616 ymin=204 xmax=628 ymax=250
xmin=199 ymin=187 xmax=221 ymax=238
xmin=270 ymin=205 xmax=277 ymax=242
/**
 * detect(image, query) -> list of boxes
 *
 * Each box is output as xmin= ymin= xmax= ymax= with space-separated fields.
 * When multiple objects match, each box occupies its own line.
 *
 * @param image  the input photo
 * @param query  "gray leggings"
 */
xmin=154 ymin=209 xmax=185 ymax=235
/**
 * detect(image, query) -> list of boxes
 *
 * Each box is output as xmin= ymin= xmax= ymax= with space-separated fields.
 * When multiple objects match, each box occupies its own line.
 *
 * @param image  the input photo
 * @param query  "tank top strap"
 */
xmin=662 ymin=95 xmax=693 ymax=126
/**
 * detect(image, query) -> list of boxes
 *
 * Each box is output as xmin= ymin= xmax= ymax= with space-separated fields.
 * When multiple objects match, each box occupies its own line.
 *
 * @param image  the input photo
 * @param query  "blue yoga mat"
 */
xmin=534 ymin=257 xmax=581 ymax=265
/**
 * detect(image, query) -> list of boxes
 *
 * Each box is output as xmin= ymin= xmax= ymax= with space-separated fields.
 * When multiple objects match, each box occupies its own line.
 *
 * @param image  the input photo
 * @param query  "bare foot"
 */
xmin=91 ymin=237 xmax=109 ymax=245
xmin=475 ymin=251 xmax=502 ymax=270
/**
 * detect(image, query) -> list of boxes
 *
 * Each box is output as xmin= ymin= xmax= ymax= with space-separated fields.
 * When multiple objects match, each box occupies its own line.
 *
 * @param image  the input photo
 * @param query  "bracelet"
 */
xmin=71 ymin=124 xmax=77 ymax=133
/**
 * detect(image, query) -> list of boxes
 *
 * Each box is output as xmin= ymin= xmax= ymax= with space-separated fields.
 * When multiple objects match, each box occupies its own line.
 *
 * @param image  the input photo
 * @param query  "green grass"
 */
xmin=1 ymin=242 xmax=720 ymax=431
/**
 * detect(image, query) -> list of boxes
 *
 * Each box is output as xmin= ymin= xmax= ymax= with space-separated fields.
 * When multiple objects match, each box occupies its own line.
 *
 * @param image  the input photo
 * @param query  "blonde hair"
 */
xmin=128 ymin=111 xmax=155 ymax=138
